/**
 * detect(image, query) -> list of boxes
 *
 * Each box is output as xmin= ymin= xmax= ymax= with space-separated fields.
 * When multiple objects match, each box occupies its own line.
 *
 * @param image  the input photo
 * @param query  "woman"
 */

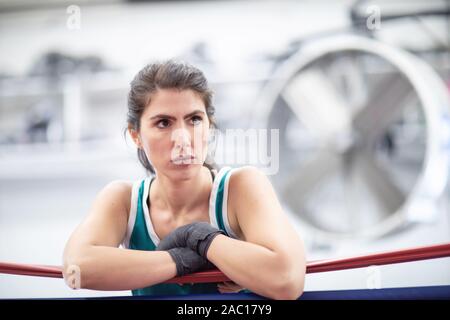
xmin=62 ymin=60 xmax=306 ymax=299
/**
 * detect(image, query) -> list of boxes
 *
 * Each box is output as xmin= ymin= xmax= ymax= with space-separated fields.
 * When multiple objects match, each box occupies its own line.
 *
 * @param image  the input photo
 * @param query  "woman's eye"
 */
xmin=156 ymin=119 xmax=170 ymax=128
xmin=191 ymin=116 xmax=203 ymax=125
xmin=155 ymin=116 xmax=202 ymax=128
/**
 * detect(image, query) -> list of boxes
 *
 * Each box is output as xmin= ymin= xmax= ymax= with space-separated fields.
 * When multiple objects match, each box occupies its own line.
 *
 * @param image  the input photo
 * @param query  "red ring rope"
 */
xmin=0 ymin=242 xmax=449 ymax=284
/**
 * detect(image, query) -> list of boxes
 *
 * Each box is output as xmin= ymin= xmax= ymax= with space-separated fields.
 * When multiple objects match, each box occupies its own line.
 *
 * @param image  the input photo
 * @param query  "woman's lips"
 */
xmin=171 ymin=155 xmax=196 ymax=165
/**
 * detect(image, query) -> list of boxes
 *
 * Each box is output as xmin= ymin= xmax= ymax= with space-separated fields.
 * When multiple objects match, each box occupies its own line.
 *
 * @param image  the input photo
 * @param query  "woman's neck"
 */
xmin=152 ymin=166 xmax=213 ymax=218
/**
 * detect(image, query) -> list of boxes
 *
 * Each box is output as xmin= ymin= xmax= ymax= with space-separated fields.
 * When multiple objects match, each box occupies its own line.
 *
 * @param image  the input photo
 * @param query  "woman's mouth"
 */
xmin=171 ymin=155 xmax=196 ymax=165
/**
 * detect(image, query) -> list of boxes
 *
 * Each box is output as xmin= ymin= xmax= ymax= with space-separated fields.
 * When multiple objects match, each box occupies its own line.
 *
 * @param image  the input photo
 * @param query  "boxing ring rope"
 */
xmin=1 ymin=243 xmax=449 ymax=285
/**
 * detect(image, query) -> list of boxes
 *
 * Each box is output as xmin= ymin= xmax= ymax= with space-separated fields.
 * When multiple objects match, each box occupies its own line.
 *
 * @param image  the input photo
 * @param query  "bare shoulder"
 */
xmin=228 ymin=166 xmax=272 ymax=198
xmin=227 ymin=166 xmax=300 ymax=251
xmin=102 ymin=180 xmax=133 ymax=195
xmin=227 ymin=166 xmax=278 ymax=232
xmin=96 ymin=180 xmax=134 ymax=218
xmin=63 ymin=180 xmax=135 ymax=251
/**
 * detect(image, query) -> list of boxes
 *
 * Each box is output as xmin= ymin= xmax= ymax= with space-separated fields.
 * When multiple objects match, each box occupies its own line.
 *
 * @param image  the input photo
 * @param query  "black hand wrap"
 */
xmin=166 ymin=247 xmax=215 ymax=277
xmin=157 ymin=222 xmax=226 ymax=258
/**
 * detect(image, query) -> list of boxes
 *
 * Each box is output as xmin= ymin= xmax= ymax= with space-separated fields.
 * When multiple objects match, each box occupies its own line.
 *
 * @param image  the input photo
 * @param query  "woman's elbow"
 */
xmin=271 ymin=273 xmax=304 ymax=300
xmin=62 ymin=249 xmax=92 ymax=290
xmin=273 ymin=277 xmax=304 ymax=300
xmin=270 ymin=260 xmax=306 ymax=300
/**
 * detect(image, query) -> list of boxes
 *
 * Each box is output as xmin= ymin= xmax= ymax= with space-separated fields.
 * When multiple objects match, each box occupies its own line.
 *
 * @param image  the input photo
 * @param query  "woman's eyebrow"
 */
xmin=149 ymin=110 xmax=205 ymax=120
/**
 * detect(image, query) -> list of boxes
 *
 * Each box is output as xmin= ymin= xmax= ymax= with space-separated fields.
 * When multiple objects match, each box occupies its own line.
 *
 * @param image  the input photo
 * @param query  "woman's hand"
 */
xmin=156 ymin=222 xmax=225 ymax=258
xmin=217 ymin=281 xmax=245 ymax=294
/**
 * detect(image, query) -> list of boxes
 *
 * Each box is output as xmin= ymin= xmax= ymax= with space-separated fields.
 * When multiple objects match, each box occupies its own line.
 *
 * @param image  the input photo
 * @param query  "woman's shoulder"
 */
xmin=223 ymin=166 xmax=271 ymax=239
xmin=227 ymin=166 xmax=269 ymax=208
xmin=97 ymin=180 xmax=135 ymax=215
xmin=216 ymin=165 xmax=263 ymax=180
xmin=228 ymin=165 xmax=276 ymax=202
xmin=102 ymin=180 xmax=134 ymax=194
xmin=228 ymin=165 xmax=266 ymax=182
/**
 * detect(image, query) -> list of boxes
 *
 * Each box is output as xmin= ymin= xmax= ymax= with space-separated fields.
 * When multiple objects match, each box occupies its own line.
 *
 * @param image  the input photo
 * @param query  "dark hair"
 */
xmin=127 ymin=60 xmax=218 ymax=175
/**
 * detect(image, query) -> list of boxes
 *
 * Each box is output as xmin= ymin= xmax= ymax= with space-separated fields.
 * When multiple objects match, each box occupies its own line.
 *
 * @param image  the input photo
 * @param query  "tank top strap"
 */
xmin=124 ymin=177 xmax=157 ymax=250
xmin=209 ymin=166 xmax=239 ymax=239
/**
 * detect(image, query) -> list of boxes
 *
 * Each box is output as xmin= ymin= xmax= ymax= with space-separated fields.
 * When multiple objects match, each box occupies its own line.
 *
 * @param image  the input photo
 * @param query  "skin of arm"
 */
xmin=62 ymin=181 xmax=177 ymax=290
xmin=206 ymin=166 xmax=306 ymax=300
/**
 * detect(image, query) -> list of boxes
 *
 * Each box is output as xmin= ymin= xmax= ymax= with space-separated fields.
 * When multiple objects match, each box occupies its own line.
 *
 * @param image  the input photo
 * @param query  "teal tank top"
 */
xmin=122 ymin=166 xmax=240 ymax=296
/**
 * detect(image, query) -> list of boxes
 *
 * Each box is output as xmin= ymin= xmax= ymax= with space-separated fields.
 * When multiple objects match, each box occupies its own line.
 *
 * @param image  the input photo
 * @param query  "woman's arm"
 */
xmin=62 ymin=181 xmax=176 ymax=291
xmin=206 ymin=167 xmax=306 ymax=300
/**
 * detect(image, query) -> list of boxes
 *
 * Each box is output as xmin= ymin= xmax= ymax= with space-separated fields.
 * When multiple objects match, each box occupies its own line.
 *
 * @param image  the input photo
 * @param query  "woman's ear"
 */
xmin=128 ymin=127 xmax=142 ymax=148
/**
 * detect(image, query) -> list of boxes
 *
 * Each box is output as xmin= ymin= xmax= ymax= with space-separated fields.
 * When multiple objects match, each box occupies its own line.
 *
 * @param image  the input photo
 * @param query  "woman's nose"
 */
xmin=172 ymin=127 xmax=192 ymax=149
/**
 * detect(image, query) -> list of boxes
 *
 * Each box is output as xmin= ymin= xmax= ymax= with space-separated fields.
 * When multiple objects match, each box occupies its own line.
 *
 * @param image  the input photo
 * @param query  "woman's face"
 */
xmin=134 ymin=88 xmax=210 ymax=178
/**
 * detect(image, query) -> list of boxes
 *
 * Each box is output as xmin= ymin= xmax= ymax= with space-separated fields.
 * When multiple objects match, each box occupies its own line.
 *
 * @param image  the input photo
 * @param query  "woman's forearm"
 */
xmin=207 ymin=235 xmax=304 ymax=299
xmin=63 ymin=246 xmax=176 ymax=291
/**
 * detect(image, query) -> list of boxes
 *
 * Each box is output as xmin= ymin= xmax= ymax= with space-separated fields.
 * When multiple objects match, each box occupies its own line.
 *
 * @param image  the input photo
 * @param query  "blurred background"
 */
xmin=0 ymin=0 xmax=449 ymax=298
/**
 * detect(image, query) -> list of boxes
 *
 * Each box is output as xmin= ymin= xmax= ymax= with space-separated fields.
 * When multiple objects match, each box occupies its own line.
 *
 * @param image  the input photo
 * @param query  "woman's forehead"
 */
xmin=146 ymin=89 xmax=205 ymax=114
